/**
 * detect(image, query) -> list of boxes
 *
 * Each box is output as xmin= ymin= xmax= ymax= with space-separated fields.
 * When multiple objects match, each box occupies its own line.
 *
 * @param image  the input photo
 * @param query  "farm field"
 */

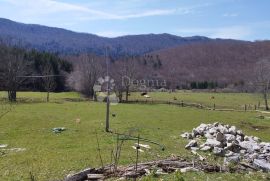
xmin=0 ymin=92 xmax=270 ymax=180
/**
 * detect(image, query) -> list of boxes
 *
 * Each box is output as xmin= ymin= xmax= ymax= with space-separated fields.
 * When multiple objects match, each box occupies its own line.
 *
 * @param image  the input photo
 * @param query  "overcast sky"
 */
xmin=0 ymin=0 xmax=269 ymax=40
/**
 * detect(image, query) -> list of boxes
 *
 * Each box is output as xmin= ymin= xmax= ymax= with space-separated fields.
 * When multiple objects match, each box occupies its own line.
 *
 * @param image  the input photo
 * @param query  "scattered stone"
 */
xmin=224 ymin=134 xmax=236 ymax=142
xmin=213 ymin=147 xmax=225 ymax=156
xmin=205 ymin=139 xmax=222 ymax=147
xmin=185 ymin=140 xmax=197 ymax=149
xmin=183 ymin=122 xmax=270 ymax=172
xmin=253 ymin=159 xmax=270 ymax=171
xmin=181 ymin=132 xmax=192 ymax=139
xmin=200 ymin=145 xmax=212 ymax=151
xmin=216 ymin=132 xmax=225 ymax=142
xmin=180 ymin=167 xmax=199 ymax=173
xmin=239 ymin=141 xmax=260 ymax=153
xmin=0 ymin=144 xmax=8 ymax=148
xmin=224 ymin=155 xmax=240 ymax=164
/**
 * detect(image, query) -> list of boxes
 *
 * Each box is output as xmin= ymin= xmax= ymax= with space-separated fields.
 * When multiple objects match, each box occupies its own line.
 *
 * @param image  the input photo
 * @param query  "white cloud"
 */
xmin=176 ymin=26 xmax=252 ymax=39
xmin=223 ymin=13 xmax=239 ymax=17
xmin=0 ymin=0 xmax=206 ymax=22
xmin=0 ymin=0 xmax=178 ymax=21
xmin=211 ymin=26 xmax=251 ymax=39
xmin=96 ymin=31 xmax=129 ymax=37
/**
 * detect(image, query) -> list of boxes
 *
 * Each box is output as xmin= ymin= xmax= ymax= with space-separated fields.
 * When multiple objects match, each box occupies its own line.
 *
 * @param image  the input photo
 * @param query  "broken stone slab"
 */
xmin=185 ymin=140 xmax=197 ymax=149
xmin=213 ymin=147 xmax=225 ymax=156
xmin=190 ymin=147 xmax=199 ymax=151
xmin=239 ymin=141 xmax=260 ymax=153
xmin=180 ymin=167 xmax=199 ymax=173
xmin=216 ymin=132 xmax=225 ymax=142
xmin=224 ymin=155 xmax=240 ymax=164
xmin=87 ymin=174 xmax=104 ymax=180
xmin=209 ymin=127 xmax=217 ymax=135
xmin=228 ymin=126 xmax=237 ymax=135
xmin=217 ymin=125 xmax=228 ymax=134
xmin=253 ymin=159 xmax=270 ymax=172
xmin=225 ymin=142 xmax=241 ymax=153
xmin=200 ymin=145 xmax=212 ymax=152
xmin=180 ymin=132 xmax=192 ymax=139
xmin=65 ymin=168 xmax=95 ymax=181
xmin=0 ymin=144 xmax=8 ymax=148
xmin=224 ymin=134 xmax=236 ymax=143
xmin=205 ymin=139 xmax=222 ymax=148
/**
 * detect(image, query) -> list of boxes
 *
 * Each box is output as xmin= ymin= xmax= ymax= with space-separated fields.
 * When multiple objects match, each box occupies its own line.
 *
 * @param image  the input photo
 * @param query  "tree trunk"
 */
xmin=118 ymin=92 xmax=123 ymax=103
xmin=8 ymin=90 xmax=17 ymax=102
xmin=263 ymin=91 xmax=269 ymax=110
xmin=47 ymin=91 xmax=50 ymax=102
xmin=125 ymin=87 xmax=129 ymax=102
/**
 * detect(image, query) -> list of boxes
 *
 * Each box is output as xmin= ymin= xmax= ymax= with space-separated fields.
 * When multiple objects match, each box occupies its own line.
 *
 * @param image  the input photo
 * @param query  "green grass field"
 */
xmin=0 ymin=92 xmax=270 ymax=180
xmin=130 ymin=91 xmax=266 ymax=110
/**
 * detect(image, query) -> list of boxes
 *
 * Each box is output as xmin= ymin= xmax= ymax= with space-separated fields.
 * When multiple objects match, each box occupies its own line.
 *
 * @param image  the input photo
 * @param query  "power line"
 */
xmin=16 ymin=75 xmax=63 ymax=78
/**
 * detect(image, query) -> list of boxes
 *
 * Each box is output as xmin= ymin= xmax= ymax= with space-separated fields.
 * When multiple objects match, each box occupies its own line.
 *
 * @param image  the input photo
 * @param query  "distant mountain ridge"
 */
xmin=0 ymin=18 xmax=227 ymax=56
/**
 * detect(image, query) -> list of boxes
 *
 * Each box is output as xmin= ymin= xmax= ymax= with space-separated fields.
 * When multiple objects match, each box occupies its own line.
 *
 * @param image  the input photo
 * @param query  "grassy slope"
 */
xmin=130 ymin=91 xmax=265 ymax=109
xmin=0 ymin=92 xmax=270 ymax=180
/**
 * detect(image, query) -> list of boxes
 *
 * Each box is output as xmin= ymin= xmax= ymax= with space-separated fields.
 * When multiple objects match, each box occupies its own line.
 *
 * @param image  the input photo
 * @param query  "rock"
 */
xmin=225 ymin=151 xmax=234 ymax=157
xmin=236 ymin=135 xmax=243 ymax=142
xmin=209 ymin=127 xmax=217 ymax=135
xmin=239 ymin=141 xmax=260 ymax=153
xmin=253 ymin=159 xmax=270 ymax=171
xmin=180 ymin=167 xmax=199 ymax=173
xmin=192 ymin=128 xmax=199 ymax=137
xmin=213 ymin=147 xmax=225 ymax=156
xmin=205 ymin=139 xmax=222 ymax=147
xmin=249 ymin=153 xmax=259 ymax=161
xmin=65 ymin=168 xmax=94 ymax=181
xmin=204 ymin=133 xmax=214 ymax=139
xmin=216 ymin=132 xmax=225 ymax=142
xmin=253 ymin=136 xmax=261 ymax=142
xmin=240 ymin=149 xmax=246 ymax=154
xmin=200 ymin=145 xmax=212 ymax=151
xmin=181 ymin=132 xmax=192 ymax=139
xmin=225 ymin=142 xmax=241 ymax=153
xmin=0 ymin=144 xmax=8 ymax=148
xmin=224 ymin=134 xmax=235 ymax=142
xmin=224 ymin=155 xmax=240 ymax=164
xmin=218 ymin=125 xmax=228 ymax=134
xmin=190 ymin=147 xmax=199 ymax=151
xmin=185 ymin=140 xmax=197 ymax=149
xmin=229 ymin=126 xmax=237 ymax=135
xmin=236 ymin=130 xmax=243 ymax=136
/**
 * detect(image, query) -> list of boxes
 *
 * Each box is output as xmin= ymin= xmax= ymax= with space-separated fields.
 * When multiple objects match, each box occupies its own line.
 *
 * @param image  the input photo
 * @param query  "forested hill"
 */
xmin=0 ymin=17 xmax=235 ymax=56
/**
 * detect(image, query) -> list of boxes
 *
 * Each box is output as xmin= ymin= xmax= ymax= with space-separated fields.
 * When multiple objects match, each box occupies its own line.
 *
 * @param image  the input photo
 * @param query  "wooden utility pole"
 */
xmin=105 ymin=47 xmax=110 ymax=132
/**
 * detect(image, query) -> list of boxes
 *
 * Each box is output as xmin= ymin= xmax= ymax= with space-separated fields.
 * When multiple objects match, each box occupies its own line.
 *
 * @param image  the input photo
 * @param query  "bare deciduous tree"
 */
xmin=0 ymin=46 xmax=28 ymax=102
xmin=42 ymin=62 xmax=56 ymax=102
xmin=254 ymin=57 xmax=270 ymax=110
xmin=111 ymin=56 xmax=137 ymax=102
xmin=68 ymin=54 xmax=102 ymax=98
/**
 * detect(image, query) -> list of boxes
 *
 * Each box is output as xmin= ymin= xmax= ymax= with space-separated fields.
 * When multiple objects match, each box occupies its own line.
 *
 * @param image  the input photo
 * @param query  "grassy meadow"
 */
xmin=130 ymin=91 xmax=265 ymax=110
xmin=0 ymin=91 xmax=270 ymax=180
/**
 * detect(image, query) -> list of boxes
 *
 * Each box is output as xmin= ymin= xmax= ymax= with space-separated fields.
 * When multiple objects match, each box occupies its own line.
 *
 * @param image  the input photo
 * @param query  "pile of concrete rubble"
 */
xmin=181 ymin=122 xmax=270 ymax=172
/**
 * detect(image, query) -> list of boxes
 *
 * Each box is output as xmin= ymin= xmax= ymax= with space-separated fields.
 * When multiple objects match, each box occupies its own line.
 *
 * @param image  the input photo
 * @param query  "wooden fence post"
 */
xmin=245 ymin=104 xmax=247 ymax=112
xmin=181 ymin=100 xmax=184 ymax=107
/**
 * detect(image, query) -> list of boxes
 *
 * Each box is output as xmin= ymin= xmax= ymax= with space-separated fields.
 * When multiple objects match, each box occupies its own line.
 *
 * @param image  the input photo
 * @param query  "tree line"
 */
xmin=1 ymin=43 xmax=270 ymax=110
xmin=0 ymin=44 xmax=72 ymax=101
